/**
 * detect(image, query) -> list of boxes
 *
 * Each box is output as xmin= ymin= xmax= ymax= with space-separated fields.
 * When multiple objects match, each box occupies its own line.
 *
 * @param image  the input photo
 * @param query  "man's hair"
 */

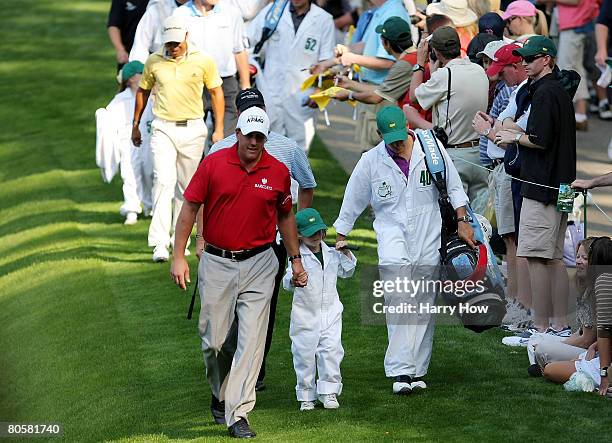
xmin=426 ymin=14 xmax=452 ymax=34
xmin=381 ymin=36 xmax=412 ymax=54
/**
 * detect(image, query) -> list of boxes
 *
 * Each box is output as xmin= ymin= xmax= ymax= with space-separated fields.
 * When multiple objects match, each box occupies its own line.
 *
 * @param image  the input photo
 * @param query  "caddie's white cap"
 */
xmin=237 ymin=107 xmax=270 ymax=137
xmin=161 ymin=16 xmax=188 ymax=44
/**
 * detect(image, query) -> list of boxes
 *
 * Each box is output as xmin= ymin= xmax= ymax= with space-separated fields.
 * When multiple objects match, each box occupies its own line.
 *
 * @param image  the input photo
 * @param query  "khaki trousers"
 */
xmin=198 ymin=248 xmax=278 ymax=426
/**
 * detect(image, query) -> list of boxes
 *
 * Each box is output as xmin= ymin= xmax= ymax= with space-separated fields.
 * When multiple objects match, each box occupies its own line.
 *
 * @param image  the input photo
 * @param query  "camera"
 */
xmin=429 ymin=48 xmax=437 ymax=62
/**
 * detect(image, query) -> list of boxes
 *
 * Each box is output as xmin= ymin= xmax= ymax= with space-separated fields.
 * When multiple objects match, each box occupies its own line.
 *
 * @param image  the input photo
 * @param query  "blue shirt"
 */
xmin=359 ymin=0 xmax=409 ymax=85
xmin=209 ymin=132 xmax=317 ymax=189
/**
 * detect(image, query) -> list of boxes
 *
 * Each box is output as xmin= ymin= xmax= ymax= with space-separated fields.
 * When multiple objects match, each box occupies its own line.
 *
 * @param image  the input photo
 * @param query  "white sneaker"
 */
xmin=124 ymin=212 xmax=138 ymax=225
xmin=152 ymin=245 xmax=169 ymax=262
xmin=318 ymin=394 xmax=339 ymax=409
xmin=392 ymin=376 xmax=413 ymax=395
xmin=411 ymin=378 xmax=427 ymax=390
xmin=300 ymin=401 xmax=315 ymax=411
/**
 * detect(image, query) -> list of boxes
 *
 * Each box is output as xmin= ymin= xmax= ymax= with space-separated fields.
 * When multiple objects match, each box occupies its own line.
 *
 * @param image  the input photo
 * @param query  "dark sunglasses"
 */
xmin=522 ymin=54 xmax=547 ymax=64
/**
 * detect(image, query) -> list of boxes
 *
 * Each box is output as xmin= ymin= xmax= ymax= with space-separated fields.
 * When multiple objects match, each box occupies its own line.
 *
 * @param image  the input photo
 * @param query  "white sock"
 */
xmin=575 ymin=113 xmax=587 ymax=122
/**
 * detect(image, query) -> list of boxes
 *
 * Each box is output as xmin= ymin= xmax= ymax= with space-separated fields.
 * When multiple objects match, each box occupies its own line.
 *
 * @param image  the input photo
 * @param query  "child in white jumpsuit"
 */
xmin=95 ymin=61 xmax=154 ymax=224
xmin=283 ymin=208 xmax=356 ymax=411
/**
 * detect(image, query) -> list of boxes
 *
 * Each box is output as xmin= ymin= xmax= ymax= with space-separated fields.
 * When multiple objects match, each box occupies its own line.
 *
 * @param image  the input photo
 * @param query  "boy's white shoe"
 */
xmin=411 ymin=378 xmax=427 ymax=390
xmin=393 ymin=375 xmax=412 ymax=395
xmin=318 ymin=394 xmax=339 ymax=409
xmin=300 ymin=401 xmax=315 ymax=411
xmin=152 ymin=245 xmax=169 ymax=262
xmin=124 ymin=212 xmax=138 ymax=225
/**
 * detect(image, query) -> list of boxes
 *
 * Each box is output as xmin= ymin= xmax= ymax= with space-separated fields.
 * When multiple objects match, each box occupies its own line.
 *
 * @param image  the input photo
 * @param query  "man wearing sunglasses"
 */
xmin=495 ymin=36 xmax=576 ymax=339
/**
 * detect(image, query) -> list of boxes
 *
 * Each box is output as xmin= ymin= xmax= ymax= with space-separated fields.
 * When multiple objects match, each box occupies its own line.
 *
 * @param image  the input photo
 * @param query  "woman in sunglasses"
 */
xmin=502 ymin=0 xmax=548 ymax=43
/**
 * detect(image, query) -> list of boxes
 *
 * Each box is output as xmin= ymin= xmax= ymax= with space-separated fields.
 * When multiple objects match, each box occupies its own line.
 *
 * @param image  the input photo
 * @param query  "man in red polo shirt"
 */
xmin=171 ymin=107 xmax=307 ymax=439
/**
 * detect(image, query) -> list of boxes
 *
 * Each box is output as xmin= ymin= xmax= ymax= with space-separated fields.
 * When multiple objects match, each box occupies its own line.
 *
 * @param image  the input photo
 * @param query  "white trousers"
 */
xmin=148 ymin=118 xmax=206 ymax=248
xmin=380 ymin=265 xmax=436 ymax=378
xmin=290 ymin=306 xmax=344 ymax=401
xmin=269 ymin=95 xmax=315 ymax=152
xmin=119 ymin=139 xmax=154 ymax=215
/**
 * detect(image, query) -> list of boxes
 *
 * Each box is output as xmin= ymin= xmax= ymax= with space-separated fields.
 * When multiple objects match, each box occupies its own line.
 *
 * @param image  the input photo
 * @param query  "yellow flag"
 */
xmin=309 ymin=86 xmax=357 ymax=111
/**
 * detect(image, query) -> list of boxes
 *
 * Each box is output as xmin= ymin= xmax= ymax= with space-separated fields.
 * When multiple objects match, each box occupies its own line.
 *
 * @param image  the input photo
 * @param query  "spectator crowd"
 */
xmin=96 ymin=0 xmax=612 ymax=439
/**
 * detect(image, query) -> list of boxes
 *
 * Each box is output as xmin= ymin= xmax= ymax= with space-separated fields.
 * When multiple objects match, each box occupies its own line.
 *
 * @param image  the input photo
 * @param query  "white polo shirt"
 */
xmin=173 ymin=1 xmax=246 ymax=78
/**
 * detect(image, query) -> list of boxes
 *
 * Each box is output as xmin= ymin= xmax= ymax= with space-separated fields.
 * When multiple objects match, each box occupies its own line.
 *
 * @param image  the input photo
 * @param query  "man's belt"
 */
xmin=447 ymin=139 xmax=480 ymax=149
xmin=204 ymin=243 xmax=272 ymax=262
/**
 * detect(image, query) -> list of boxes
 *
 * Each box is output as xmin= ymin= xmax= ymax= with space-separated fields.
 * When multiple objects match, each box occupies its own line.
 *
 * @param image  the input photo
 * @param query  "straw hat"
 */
xmin=426 ymin=0 xmax=478 ymax=27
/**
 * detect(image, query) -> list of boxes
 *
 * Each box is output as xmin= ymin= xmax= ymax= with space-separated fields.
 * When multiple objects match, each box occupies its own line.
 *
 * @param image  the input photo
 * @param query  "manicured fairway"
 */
xmin=1 ymin=1 xmax=611 ymax=442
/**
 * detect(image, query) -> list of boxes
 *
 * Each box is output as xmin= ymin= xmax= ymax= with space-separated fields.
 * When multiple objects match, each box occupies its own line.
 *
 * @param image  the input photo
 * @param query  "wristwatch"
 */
xmin=289 ymin=254 xmax=302 ymax=262
xmin=457 ymin=215 xmax=473 ymax=223
xmin=514 ymin=133 xmax=522 ymax=143
xmin=412 ymin=64 xmax=425 ymax=73
xmin=601 ymin=367 xmax=609 ymax=378
xmin=481 ymin=127 xmax=491 ymax=137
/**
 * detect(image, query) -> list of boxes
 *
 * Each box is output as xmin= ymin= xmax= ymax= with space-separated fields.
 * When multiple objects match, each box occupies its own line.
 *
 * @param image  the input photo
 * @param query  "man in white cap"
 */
xmin=132 ymin=15 xmax=225 ymax=262
xmin=171 ymin=107 xmax=307 ymax=438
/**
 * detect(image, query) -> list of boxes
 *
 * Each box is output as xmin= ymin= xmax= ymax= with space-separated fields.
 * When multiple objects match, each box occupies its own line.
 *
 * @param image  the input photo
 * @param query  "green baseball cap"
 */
xmin=295 ymin=208 xmax=327 ymax=237
xmin=513 ymin=35 xmax=557 ymax=58
xmin=375 ymin=17 xmax=413 ymax=45
xmin=376 ymin=106 xmax=407 ymax=145
xmin=121 ymin=60 xmax=144 ymax=81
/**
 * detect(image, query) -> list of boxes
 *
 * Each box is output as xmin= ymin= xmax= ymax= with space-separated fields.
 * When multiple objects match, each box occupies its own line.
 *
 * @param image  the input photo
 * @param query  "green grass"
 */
xmin=1 ymin=1 xmax=612 ymax=442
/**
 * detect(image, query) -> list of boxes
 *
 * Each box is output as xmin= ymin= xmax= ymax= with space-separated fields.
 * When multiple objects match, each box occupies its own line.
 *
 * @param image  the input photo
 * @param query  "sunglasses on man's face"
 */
xmin=522 ymin=54 xmax=547 ymax=64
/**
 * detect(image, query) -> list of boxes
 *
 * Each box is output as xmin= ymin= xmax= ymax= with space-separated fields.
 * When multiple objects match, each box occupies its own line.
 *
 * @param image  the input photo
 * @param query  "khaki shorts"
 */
xmin=517 ymin=197 xmax=567 ymax=260
xmin=491 ymin=163 xmax=515 ymax=236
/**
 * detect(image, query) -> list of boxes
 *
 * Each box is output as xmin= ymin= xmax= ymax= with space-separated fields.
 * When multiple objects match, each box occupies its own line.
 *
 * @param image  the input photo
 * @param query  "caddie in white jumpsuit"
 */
xmin=283 ymin=208 xmax=356 ymax=410
xmin=334 ymin=106 xmax=473 ymax=394
xmin=95 ymin=61 xmax=154 ymax=225
xmin=247 ymin=0 xmax=335 ymax=152
xmin=129 ymin=0 xmax=187 ymax=63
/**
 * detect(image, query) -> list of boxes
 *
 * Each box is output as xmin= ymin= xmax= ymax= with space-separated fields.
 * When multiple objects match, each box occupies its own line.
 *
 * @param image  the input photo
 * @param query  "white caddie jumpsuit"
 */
xmin=283 ymin=242 xmax=357 ymax=401
xmin=334 ymin=137 xmax=468 ymax=378
xmin=247 ymin=3 xmax=335 ymax=151
xmin=95 ymin=89 xmax=154 ymax=215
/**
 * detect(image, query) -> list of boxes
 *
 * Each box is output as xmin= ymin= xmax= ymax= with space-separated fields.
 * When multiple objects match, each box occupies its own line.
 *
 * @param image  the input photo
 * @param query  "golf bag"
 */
xmin=415 ymin=129 xmax=506 ymax=332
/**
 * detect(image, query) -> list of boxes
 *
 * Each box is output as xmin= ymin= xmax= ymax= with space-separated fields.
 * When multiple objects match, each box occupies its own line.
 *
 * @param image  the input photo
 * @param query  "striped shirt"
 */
xmin=480 ymin=82 xmax=515 ymax=163
xmin=595 ymin=273 xmax=612 ymax=338
xmin=208 ymin=132 xmax=317 ymax=189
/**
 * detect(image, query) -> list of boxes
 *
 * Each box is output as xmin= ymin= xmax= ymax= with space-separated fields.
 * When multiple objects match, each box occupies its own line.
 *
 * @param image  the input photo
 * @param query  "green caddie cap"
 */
xmin=513 ymin=35 xmax=557 ymax=58
xmin=376 ymin=106 xmax=407 ymax=145
xmin=121 ymin=60 xmax=144 ymax=81
xmin=295 ymin=208 xmax=327 ymax=237
xmin=375 ymin=16 xmax=413 ymax=46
